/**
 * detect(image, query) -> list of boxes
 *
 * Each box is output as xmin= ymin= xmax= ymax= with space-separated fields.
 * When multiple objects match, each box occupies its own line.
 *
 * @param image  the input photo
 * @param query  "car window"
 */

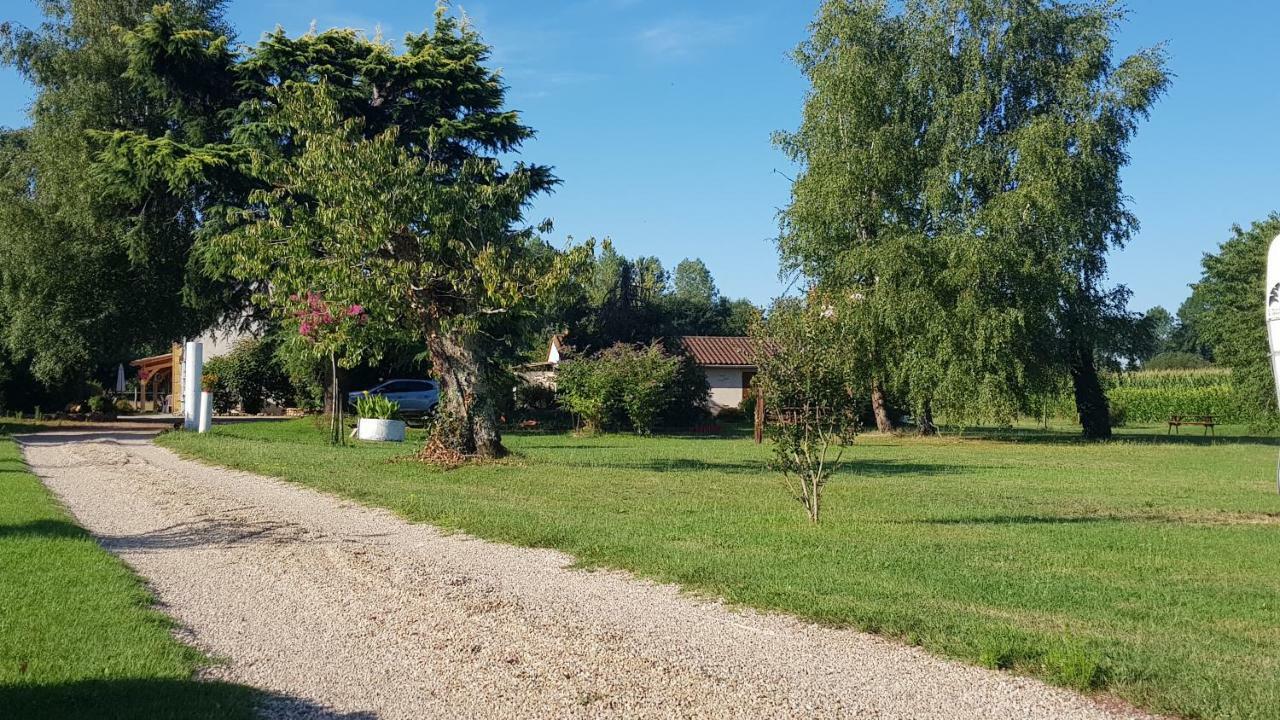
xmin=378 ymin=380 xmax=432 ymax=393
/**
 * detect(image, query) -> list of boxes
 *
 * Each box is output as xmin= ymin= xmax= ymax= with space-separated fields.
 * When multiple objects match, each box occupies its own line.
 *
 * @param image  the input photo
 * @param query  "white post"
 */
xmin=1266 ymin=234 xmax=1280 ymax=494
xmin=198 ymin=391 xmax=213 ymax=433
xmin=183 ymin=341 xmax=203 ymax=431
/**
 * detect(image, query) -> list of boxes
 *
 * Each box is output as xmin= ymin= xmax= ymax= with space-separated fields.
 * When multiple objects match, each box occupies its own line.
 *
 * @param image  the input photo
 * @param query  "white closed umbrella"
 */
xmin=115 ymin=363 xmax=127 ymax=394
xmin=1267 ymin=234 xmax=1280 ymax=494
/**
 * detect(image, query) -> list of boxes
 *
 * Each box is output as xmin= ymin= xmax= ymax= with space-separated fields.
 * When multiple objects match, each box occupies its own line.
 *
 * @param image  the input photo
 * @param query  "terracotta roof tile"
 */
xmin=677 ymin=336 xmax=757 ymax=367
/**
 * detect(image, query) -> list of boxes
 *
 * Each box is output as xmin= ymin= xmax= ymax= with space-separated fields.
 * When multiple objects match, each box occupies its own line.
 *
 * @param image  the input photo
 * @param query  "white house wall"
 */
xmin=704 ymin=367 xmax=747 ymax=410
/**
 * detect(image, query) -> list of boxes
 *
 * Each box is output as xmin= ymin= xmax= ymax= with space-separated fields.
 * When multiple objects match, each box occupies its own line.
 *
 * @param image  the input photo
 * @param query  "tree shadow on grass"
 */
xmin=0 ymin=678 xmax=377 ymax=720
xmin=917 ymin=510 xmax=1280 ymax=527
xmin=848 ymin=459 xmax=991 ymax=477
xmin=958 ymin=427 xmax=1280 ymax=447
xmin=0 ymin=422 xmax=49 ymax=436
xmin=916 ymin=514 xmax=1128 ymax=526
xmin=658 ymin=428 xmax=758 ymax=441
xmin=551 ymin=457 xmax=981 ymax=477
xmin=515 ymin=443 xmax=621 ymax=451
xmin=553 ymin=457 xmax=765 ymax=475
xmin=0 ymin=458 xmax=30 ymax=473
xmin=13 ymin=430 xmax=160 ymax=446
xmin=0 ymin=518 xmax=88 ymax=539
xmin=0 ymin=515 xmax=391 ymax=553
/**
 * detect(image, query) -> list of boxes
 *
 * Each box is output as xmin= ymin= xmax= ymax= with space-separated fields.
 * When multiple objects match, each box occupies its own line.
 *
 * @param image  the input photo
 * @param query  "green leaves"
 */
xmin=752 ymin=297 xmax=865 ymax=522
xmin=354 ymin=393 xmax=400 ymax=420
xmin=778 ymin=0 xmax=1169 ymax=428
xmin=0 ymin=1 xmax=231 ymax=385
xmin=556 ymin=342 xmax=686 ymax=435
xmin=1194 ymin=214 xmax=1280 ymax=426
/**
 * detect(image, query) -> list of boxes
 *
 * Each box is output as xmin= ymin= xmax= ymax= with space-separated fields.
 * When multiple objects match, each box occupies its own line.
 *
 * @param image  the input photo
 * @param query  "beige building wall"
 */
xmin=704 ymin=367 xmax=750 ymax=410
xmin=174 ymin=328 xmax=253 ymax=414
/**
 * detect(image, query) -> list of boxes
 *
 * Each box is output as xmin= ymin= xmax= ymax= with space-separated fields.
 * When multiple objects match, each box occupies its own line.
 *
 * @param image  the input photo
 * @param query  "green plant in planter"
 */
xmin=355 ymin=394 xmax=400 ymax=420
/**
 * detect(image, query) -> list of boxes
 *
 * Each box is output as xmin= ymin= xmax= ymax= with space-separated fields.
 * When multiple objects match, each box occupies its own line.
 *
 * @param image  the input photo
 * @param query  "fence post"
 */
xmin=754 ymin=393 xmax=764 ymax=444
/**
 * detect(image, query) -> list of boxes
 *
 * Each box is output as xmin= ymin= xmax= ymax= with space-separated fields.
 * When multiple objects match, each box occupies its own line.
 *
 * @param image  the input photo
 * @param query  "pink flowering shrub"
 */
xmin=289 ymin=291 xmax=367 ymax=343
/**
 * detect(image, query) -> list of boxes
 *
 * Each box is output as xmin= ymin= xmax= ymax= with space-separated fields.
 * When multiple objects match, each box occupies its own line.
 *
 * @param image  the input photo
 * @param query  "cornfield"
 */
xmin=1044 ymin=368 xmax=1253 ymax=425
xmin=1109 ymin=368 xmax=1232 ymax=391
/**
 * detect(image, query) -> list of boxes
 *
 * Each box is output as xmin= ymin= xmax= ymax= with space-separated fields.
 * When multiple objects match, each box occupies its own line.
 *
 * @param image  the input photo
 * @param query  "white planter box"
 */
xmin=357 ymin=418 xmax=406 ymax=442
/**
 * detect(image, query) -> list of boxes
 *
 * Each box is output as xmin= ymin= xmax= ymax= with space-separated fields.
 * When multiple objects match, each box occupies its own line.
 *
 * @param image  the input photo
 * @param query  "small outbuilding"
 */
xmin=675 ymin=336 xmax=757 ymax=411
xmin=515 ymin=334 xmax=759 ymax=412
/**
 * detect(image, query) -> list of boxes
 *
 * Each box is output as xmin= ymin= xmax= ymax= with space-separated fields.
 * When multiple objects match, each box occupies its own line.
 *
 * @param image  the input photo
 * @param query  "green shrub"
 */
xmin=514 ymin=383 xmax=558 ymax=413
xmin=556 ymin=358 xmax=617 ymax=433
xmin=1107 ymin=400 xmax=1127 ymax=428
xmin=354 ymin=394 xmax=399 ymax=420
xmin=557 ymin=342 xmax=682 ymax=434
xmin=86 ymin=395 xmax=110 ymax=414
xmin=752 ymin=298 xmax=861 ymax=523
xmin=658 ymin=353 xmax=712 ymax=427
xmin=204 ymin=338 xmax=296 ymax=414
xmin=716 ymin=406 xmax=747 ymax=424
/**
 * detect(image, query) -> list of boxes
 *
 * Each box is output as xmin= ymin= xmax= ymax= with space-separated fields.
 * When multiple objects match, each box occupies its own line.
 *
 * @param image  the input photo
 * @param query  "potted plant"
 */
xmin=355 ymin=394 xmax=405 ymax=442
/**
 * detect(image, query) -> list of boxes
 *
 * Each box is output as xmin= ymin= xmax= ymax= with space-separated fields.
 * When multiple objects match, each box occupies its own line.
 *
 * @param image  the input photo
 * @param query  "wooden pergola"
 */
xmin=130 ymin=345 xmax=181 ymax=413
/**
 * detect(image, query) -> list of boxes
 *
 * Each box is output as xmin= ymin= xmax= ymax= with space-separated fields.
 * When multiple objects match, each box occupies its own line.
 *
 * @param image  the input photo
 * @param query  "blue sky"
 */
xmin=1 ymin=0 xmax=1277 ymax=313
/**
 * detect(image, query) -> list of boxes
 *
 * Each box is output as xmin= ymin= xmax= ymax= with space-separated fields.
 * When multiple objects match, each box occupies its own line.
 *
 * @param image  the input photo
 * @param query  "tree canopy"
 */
xmin=1192 ymin=213 xmax=1280 ymax=423
xmin=87 ymin=5 xmax=582 ymax=456
xmin=0 ymin=0 xmax=231 ymax=385
xmin=776 ymin=0 xmax=1168 ymax=437
xmin=556 ymin=241 xmax=759 ymax=354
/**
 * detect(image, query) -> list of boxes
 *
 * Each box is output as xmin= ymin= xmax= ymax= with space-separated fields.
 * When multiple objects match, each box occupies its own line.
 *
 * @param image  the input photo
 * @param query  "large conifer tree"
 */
xmin=99 ymin=5 xmax=571 ymax=457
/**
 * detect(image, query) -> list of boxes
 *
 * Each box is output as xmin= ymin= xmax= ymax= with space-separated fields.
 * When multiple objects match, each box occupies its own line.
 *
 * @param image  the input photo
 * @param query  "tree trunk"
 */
xmin=321 ymin=356 xmax=346 ymax=445
xmin=322 ymin=361 xmax=346 ymax=416
xmin=329 ymin=353 xmax=346 ymax=446
xmin=1070 ymin=343 xmax=1112 ymax=440
xmin=917 ymin=400 xmax=938 ymax=436
xmin=428 ymin=332 xmax=506 ymax=459
xmin=870 ymin=380 xmax=894 ymax=433
xmin=753 ymin=392 xmax=764 ymax=444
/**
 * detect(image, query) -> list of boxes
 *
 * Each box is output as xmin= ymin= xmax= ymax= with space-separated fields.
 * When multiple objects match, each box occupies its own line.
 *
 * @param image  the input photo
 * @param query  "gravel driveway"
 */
xmin=18 ymin=430 xmax=1155 ymax=719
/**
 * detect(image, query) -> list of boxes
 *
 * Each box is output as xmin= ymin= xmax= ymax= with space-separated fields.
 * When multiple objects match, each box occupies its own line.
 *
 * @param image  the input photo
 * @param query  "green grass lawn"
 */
xmin=158 ymin=419 xmax=1280 ymax=720
xmin=0 ymin=426 xmax=258 ymax=720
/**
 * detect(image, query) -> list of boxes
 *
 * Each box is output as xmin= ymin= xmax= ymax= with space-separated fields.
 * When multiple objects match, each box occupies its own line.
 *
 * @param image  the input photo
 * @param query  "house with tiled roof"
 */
xmin=518 ymin=334 xmax=758 ymax=410
xmin=675 ymin=336 xmax=757 ymax=411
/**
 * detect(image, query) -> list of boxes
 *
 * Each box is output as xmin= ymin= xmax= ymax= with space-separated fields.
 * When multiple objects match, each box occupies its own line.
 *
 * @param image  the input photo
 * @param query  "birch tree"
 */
xmin=777 ymin=0 xmax=1169 ymax=438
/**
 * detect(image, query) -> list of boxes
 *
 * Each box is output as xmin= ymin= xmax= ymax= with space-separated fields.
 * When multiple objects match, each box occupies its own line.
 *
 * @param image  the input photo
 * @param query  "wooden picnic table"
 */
xmin=1167 ymin=415 xmax=1215 ymax=436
